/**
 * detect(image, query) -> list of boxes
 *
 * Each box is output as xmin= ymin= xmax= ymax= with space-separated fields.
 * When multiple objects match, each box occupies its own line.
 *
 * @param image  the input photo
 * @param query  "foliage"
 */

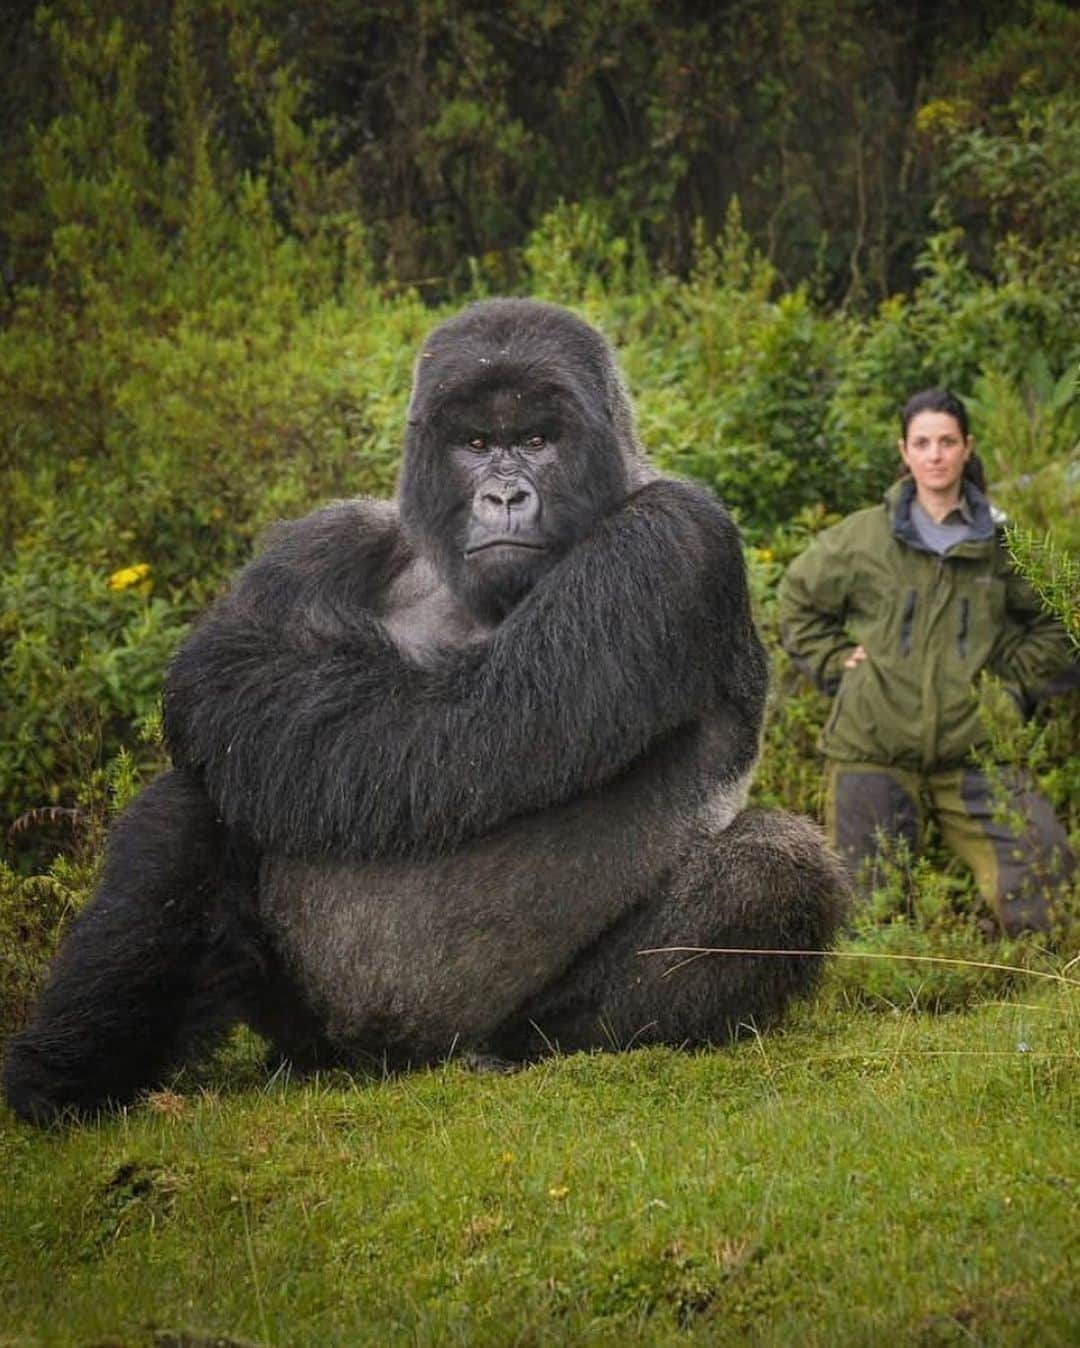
xmin=0 ymin=858 xmax=83 ymax=1040
xmin=0 ymin=744 xmax=151 ymax=1038
xmin=0 ymin=3 xmax=422 ymax=836
xmin=1007 ymin=528 xmax=1080 ymax=648
xmin=970 ymin=360 xmax=1080 ymax=550
xmin=828 ymin=842 xmax=1078 ymax=1013
xmin=917 ymin=2 xmax=1080 ymax=302
xmin=3 ymin=2 xmax=1077 ymax=302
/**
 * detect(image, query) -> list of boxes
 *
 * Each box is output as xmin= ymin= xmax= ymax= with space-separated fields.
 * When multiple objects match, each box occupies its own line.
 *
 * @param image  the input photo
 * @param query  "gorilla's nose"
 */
xmin=484 ymin=485 xmax=530 ymax=509
xmin=476 ymin=479 xmax=539 ymax=526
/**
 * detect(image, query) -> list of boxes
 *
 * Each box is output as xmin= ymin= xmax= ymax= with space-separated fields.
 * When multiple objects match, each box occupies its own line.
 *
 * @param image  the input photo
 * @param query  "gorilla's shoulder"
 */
xmin=635 ymin=472 xmax=734 ymax=513
xmin=631 ymin=476 xmax=744 ymax=549
xmin=259 ymin=498 xmax=401 ymax=561
xmin=234 ymin=498 xmax=411 ymax=608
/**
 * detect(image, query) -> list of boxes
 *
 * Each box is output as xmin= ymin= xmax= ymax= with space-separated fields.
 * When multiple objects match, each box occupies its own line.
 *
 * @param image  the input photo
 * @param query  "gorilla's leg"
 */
xmin=490 ymin=809 xmax=849 ymax=1059
xmin=3 ymin=771 xmax=272 ymax=1124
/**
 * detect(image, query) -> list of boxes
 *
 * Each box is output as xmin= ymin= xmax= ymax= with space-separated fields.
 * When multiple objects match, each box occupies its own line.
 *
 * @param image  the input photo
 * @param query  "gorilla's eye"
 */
xmin=524 ymin=434 xmax=547 ymax=450
xmin=467 ymin=436 xmax=487 ymax=452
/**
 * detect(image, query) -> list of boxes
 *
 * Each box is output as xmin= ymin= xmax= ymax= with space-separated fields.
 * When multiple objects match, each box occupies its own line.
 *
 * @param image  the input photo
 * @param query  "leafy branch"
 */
xmin=1006 ymin=525 xmax=1080 ymax=649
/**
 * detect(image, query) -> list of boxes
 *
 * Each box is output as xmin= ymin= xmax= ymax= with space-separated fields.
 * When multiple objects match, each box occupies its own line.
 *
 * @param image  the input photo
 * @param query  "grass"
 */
xmin=1 ymin=966 xmax=1077 ymax=1348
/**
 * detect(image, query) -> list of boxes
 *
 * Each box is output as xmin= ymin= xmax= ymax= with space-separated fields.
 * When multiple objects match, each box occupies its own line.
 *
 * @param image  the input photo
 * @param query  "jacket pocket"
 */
xmin=900 ymin=589 xmax=917 ymax=655
xmin=957 ymin=596 xmax=970 ymax=659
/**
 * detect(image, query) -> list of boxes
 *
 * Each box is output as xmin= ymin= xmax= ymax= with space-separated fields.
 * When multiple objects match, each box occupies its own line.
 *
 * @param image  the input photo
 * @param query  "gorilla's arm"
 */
xmin=164 ymin=480 xmax=766 ymax=858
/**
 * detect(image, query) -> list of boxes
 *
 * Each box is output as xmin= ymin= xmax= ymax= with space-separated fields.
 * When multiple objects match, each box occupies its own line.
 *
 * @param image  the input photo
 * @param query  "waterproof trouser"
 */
xmin=824 ymin=761 xmax=1074 ymax=936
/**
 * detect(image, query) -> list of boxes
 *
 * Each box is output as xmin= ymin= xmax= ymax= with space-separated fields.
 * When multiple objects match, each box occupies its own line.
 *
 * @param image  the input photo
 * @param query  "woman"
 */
xmin=777 ymin=387 xmax=1074 ymax=935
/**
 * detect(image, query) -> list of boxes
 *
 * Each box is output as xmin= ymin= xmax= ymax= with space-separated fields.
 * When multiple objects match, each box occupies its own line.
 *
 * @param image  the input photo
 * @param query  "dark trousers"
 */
xmin=825 ymin=761 xmax=1074 ymax=936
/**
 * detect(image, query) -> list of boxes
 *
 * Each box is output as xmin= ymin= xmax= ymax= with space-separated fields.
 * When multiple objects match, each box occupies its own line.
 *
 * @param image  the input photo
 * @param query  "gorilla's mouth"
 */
xmin=464 ymin=539 xmax=547 ymax=557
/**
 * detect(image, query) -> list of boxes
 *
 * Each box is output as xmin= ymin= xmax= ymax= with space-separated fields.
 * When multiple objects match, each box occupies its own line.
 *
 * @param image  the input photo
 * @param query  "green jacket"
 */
xmin=777 ymin=479 xmax=1073 ymax=771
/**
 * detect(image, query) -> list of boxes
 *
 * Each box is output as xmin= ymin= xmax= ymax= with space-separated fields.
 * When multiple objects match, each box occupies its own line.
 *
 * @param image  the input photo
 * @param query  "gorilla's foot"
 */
xmin=3 ymin=1031 xmax=110 ymax=1125
xmin=457 ymin=1051 xmax=526 ymax=1075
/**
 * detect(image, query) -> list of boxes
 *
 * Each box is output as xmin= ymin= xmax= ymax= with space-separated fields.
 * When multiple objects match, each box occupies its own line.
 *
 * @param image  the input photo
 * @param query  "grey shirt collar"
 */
xmin=909 ymin=496 xmax=978 ymax=554
xmin=889 ymin=476 xmax=996 ymax=554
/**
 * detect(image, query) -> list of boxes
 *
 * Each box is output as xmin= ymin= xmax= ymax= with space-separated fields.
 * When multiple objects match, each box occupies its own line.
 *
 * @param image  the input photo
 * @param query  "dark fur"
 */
xmin=4 ymin=300 xmax=847 ymax=1124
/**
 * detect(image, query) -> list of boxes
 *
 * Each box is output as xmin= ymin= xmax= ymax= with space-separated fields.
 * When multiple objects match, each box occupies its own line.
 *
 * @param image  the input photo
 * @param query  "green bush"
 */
xmin=0 ymin=6 xmax=429 ymax=837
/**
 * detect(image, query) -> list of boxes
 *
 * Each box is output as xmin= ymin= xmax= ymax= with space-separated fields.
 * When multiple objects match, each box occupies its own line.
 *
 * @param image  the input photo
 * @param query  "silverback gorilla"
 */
xmin=5 ymin=299 xmax=847 ymax=1123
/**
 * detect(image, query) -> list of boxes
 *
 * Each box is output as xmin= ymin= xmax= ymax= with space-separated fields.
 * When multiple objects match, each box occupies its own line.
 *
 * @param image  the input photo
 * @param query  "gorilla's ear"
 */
xmin=405 ymin=347 xmax=438 ymax=427
xmin=601 ymin=363 xmax=651 ymax=484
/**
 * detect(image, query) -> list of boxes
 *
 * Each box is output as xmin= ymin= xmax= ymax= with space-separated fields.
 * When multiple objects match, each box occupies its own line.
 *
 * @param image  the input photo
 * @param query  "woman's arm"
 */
xmin=777 ymin=528 xmax=855 ymax=694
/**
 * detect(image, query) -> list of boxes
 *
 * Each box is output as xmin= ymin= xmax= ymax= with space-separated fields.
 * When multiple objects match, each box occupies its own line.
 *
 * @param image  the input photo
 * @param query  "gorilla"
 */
xmin=4 ymin=299 xmax=847 ymax=1124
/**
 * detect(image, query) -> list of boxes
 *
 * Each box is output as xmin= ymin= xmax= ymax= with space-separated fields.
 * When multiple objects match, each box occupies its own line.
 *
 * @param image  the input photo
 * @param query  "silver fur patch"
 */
xmin=699 ymin=770 xmax=753 ymax=835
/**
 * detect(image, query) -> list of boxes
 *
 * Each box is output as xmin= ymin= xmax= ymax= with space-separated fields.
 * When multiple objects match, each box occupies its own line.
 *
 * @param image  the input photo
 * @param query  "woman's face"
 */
xmin=898 ymin=411 xmax=973 ymax=497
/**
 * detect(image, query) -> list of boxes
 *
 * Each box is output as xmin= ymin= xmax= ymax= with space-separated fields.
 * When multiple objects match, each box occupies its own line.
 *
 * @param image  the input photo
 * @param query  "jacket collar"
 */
xmin=886 ymin=476 xmax=997 ymax=552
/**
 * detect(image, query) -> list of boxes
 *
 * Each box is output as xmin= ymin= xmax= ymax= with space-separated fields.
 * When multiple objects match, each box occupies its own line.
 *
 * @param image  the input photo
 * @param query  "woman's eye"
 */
xmin=467 ymin=436 xmax=487 ymax=451
xmin=525 ymin=434 xmax=546 ymax=449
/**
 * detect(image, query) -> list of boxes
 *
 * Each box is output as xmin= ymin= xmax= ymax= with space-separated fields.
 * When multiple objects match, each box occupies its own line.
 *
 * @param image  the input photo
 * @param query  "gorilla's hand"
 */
xmin=165 ymin=481 xmax=765 ymax=860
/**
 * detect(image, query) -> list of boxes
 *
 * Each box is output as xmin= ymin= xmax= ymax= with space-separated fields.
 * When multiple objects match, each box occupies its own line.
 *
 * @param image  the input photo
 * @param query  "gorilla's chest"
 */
xmin=378 ymin=562 xmax=491 ymax=663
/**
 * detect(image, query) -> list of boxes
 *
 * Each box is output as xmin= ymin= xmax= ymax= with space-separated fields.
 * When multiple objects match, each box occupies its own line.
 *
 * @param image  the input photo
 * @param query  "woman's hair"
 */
xmin=900 ymin=386 xmax=969 ymax=439
xmin=899 ymin=386 xmax=986 ymax=492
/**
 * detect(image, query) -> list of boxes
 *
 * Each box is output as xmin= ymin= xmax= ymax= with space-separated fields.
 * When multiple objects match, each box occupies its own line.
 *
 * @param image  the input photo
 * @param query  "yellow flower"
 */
xmin=108 ymin=563 xmax=152 ymax=592
xmin=914 ymin=98 xmax=972 ymax=138
xmin=548 ymin=1184 xmax=570 ymax=1200
xmin=756 ymin=547 xmax=774 ymax=563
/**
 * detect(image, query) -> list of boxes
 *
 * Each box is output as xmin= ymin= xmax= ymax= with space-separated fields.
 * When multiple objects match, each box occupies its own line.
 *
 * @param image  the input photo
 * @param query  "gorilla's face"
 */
xmin=399 ymin=301 xmax=636 ymax=622
xmin=454 ymin=387 xmax=561 ymax=571
xmin=438 ymin=380 xmax=604 ymax=616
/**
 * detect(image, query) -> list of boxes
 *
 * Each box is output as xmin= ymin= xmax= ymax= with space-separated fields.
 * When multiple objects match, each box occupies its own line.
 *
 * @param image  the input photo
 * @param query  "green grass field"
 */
xmin=2 ymin=965 xmax=1077 ymax=1348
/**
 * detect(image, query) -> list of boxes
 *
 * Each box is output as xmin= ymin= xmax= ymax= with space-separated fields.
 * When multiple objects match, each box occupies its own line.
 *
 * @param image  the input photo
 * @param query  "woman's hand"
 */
xmin=843 ymin=644 xmax=868 ymax=669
